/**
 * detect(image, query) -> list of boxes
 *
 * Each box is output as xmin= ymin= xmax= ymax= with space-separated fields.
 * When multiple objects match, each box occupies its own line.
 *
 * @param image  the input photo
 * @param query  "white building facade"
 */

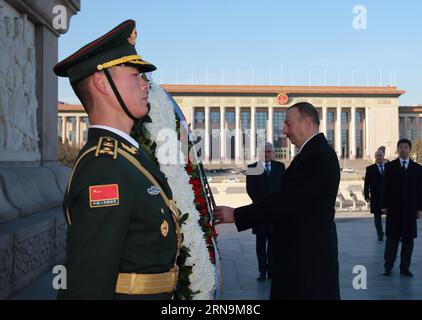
xmin=163 ymin=85 xmax=405 ymax=162
xmin=58 ymin=84 xmax=407 ymax=163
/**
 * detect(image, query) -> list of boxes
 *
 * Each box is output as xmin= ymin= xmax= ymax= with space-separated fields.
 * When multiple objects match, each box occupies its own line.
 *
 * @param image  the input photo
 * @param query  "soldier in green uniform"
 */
xmin=54 ymin=20 xmax=182 ymax=299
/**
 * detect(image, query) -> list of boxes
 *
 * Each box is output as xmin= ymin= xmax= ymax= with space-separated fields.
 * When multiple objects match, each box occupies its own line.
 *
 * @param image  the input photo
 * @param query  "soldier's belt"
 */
xmin=115 ymin=267 xmax=178 ymax=295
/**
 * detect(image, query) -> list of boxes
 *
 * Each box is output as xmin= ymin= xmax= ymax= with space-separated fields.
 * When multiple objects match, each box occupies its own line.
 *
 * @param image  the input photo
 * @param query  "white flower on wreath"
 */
xmin=145 ymin=83 xmax=216 ymax=300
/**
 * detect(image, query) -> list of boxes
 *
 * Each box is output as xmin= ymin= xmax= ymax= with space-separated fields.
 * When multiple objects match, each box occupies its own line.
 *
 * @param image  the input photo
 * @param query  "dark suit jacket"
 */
xmin=364 ymin=163 xmax=385 ymax=214
xmin=246 ymin=160 xmax=285 ymax=234
xmin=234 ymin=133 xmax=340 ymax=300
xmin=382 ymin=158 xmax=422 ymax=240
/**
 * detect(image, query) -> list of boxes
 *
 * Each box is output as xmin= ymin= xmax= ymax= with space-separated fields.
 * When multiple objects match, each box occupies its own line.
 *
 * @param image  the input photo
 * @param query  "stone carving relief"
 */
xmin=55 ymin=220 xmax=67 ymax=260
xmin=14 ymin=228 xmax=55 ymax=279
xmin=0 ymin=1 xmax=39 ymax=156
xmin=0 ymin=246 xmax=13 ymax=295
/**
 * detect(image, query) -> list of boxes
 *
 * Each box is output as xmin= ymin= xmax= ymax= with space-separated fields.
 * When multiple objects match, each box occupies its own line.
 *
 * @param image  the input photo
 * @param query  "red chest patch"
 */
xmin=89 ymin=184 xmax=119 ymax=208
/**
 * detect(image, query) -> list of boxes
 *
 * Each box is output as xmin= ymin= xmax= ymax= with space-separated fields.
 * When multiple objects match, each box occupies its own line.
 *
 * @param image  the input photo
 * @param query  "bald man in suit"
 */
xmin=246 ymin=142 xmax=285 ymax=281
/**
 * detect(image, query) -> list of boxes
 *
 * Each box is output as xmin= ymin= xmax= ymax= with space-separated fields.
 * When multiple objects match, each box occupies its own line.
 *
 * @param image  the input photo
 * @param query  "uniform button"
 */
xmin=161 ymin=208 xmax=165 ymax=214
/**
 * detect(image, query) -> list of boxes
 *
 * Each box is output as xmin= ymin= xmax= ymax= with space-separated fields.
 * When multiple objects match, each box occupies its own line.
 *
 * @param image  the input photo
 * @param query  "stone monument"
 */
xmin=0 ymin=0 xmax=80 ymax=299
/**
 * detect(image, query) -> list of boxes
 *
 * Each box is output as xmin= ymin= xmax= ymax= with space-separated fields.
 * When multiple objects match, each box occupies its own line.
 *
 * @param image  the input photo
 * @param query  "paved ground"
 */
xmin=10 ymin=215 xmax=422 ymax=300
xmin=217 ymin=214 xmax=422 ymax=300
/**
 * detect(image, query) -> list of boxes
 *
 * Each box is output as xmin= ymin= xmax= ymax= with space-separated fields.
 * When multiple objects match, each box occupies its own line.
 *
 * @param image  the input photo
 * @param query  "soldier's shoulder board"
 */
xmin=95 ymin=137 xmax=118 ymax=159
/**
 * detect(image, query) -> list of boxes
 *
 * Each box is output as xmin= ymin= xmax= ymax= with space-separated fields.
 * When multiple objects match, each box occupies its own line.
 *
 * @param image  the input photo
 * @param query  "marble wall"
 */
xmin=0 ymin=0 xmax=39 ymax=161
xmin=0 ymin=0 xmax=80 ymax=299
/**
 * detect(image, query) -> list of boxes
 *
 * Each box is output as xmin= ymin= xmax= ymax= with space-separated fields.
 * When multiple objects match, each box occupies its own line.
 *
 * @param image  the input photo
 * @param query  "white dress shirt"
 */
xmin=399 ymin=157 xmax=409 ymax=170
xmin=298 ymin=132 xmax=320 ymax=154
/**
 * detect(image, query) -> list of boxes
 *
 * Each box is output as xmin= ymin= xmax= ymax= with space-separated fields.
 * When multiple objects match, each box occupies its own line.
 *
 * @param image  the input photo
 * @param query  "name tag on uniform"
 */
xmin=89 ymin=184 xmax=119 ymax=208
xmin=147 ymin=186 xmax=161 ymax=196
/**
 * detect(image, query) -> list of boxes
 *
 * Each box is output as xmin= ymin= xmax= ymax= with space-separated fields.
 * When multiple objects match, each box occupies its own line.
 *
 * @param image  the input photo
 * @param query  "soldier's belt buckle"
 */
xmin=115 ymin=268 xmax=179 ymax=295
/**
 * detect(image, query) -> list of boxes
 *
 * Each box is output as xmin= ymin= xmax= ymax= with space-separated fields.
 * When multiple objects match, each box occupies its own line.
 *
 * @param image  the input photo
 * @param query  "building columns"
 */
xmin=250 ymin=106 xmax=256 ymax=160
xmin=335 ymin=106 xmax=342 ymax=156
xmin=350 ymin=107 xmax=356 ymax=160
xmin=61 ymin=116 xmax=67 ymax=143
xmin=402 ymin=116 xmax=408 ymax=139
xmin=268 ymin=106 xmax=274 ymax=144
xmin=76 ymin=116 xmax=81 ymax=148
xmin=191 ymin=107 xmax=195 ymax=130
xmin=322 ymin=106 xmax=327 ymax=137
xmin=365 ymin=107 xmax=370 ymax=159
xmin=204 ymin=106 xmax=210 ymax=163
xmin=220 ymin=106 xmax=226 ymax=162
xmin=235 ymin=106 xmax=241 ymax=161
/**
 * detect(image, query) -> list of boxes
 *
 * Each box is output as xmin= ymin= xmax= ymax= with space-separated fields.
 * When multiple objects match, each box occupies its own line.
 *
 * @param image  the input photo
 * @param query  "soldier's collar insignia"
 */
xmin=121 ymin=142 xmax=138 ymax=155
xmin=147 ymin=186 xmax=161 ymax=196
xmin=127 ymin=28 xmax=137 ymax=45
xmin=161 ymin=220 xmax=169 ymax=237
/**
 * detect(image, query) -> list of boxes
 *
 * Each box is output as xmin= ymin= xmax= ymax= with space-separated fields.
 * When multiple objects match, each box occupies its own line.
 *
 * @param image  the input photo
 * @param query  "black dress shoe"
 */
xmin=257 ymin=274 xmax=266 ymax=281
xmin=401 ymin=270 xmax=413 ymax=277
xmin=383 ymin=270 xmax=392 ymax=276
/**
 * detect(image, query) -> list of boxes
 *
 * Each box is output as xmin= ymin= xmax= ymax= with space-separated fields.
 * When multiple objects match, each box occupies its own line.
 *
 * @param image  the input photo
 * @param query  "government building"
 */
xmin=58 ymin=84 xmax=422 ymax=163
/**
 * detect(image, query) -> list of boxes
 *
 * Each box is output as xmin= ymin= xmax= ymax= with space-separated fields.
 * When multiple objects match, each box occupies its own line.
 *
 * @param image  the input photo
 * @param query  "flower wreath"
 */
xmin=132 ymin=83 xmax=220 ymax=300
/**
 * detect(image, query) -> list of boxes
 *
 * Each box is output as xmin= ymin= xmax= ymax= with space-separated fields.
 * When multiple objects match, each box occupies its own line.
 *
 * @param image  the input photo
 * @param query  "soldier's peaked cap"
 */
xmin=54 ymin=19 xmax=156 ymax=84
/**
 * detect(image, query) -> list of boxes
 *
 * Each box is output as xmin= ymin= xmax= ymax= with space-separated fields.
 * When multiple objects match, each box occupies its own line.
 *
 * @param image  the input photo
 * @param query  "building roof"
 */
xmin=57 ymin=85 xmax=412 ymax=112
xmin=58 ymin=102 xmax=419 ymax=115
xmin=160 ymin=84 xmax=406 ymax=96
xmin=58 ymin=103 xmax=84 ymax=112
xmin=399 ymin=106 xmax=422 ymax=113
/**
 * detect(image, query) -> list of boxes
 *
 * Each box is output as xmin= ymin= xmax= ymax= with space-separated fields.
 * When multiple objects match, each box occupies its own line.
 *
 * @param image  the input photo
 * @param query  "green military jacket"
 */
xmin=58 ymin=128 xmax=179 ymax=300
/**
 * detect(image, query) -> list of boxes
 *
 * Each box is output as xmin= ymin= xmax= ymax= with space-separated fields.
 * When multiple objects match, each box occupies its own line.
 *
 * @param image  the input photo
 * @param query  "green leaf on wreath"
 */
xmin=180 ymin=213 xmax=189 ymax=224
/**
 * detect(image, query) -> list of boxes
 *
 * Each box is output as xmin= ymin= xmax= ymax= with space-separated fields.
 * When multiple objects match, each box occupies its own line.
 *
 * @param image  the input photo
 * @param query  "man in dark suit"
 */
xmin=246 ymin=142 xmax=285 ymax=281
xmin=215 ymin=102 xmax=340 ymax=300
xmin=364 ymin=148 xmax=387 ymax=241
xmin=382 ymin=139 xmax=422 ymax=277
